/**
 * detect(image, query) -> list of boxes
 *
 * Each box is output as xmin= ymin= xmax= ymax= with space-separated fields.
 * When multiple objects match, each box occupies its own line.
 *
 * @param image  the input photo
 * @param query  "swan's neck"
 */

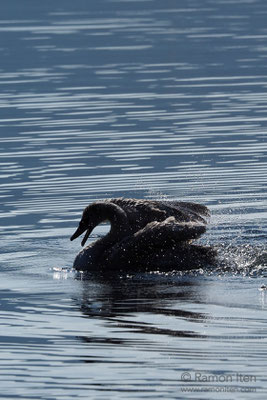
xmin=103 ymin=203 xmax=129 ymax=241
xmin=73 ymin=203 xmax=129 ymax=270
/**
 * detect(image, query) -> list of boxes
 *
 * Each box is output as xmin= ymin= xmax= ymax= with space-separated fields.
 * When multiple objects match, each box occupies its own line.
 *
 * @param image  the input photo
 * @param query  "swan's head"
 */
xmin=70 ymin=202 xmax=128 ymax=246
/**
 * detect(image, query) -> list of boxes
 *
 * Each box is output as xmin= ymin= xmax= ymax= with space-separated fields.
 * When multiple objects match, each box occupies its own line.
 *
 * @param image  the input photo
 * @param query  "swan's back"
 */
xmin=109 ymin=197 xmax=209 ymax=229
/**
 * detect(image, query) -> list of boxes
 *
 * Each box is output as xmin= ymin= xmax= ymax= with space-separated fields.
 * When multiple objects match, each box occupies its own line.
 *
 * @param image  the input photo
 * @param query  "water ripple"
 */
xmin=0 ymin=1 xmax=267 ymax=398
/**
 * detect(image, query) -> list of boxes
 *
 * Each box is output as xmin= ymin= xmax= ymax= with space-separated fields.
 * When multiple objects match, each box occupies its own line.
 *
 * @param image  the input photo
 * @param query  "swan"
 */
xmin=70 ymin=199 xmax=216 ymax=272
xmin=71 ymin=197 xmax=210 ymax=246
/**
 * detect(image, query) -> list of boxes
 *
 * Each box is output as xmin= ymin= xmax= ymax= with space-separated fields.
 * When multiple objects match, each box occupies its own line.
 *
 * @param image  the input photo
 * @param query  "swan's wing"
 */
xmin=135 ymin=217 xmax=207 ymax=244
xmin=158 ymin=201 xmax=210 ymax=223
xmin=110 ymin=197 xmax=210 ymax=225
xmin=167 ymin=201 xmax=210 ymax=217
xmin=108 ymin=217 xmax=207 ymax=263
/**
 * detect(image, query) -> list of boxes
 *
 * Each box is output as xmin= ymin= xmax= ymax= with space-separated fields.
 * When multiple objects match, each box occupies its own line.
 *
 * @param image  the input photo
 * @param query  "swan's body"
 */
xmin=70 ymin=198 xmax=216 ymax=272
xmin=72 ymin=197 xmax=210 ymax=246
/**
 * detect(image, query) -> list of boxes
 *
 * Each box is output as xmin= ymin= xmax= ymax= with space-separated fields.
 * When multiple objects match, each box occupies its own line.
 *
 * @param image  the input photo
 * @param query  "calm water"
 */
xmin=0 ymin=0 xmax=266 ymax=398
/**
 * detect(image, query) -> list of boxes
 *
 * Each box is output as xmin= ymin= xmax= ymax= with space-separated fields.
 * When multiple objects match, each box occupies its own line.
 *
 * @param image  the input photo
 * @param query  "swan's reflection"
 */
xmin=73 ymin=272 xmax=209 ymax=343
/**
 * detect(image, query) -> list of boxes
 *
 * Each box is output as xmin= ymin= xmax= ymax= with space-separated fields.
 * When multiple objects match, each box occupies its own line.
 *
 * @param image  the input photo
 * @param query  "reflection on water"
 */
xmin=1 ymin=271 xmax=267 ymax=397
xmin=0 ymin=0 xmax=266 ymax=398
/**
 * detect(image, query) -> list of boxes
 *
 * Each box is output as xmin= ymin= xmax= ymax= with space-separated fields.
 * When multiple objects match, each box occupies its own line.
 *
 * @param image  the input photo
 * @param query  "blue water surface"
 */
xmin=0 ymin=0 xmax=266 ymax=398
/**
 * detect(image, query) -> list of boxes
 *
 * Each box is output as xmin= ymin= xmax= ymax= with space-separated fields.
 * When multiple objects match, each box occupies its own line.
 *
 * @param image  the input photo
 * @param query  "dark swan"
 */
xmin=71 ymin=197 xmax=210 ymax=246
xmin=70 ymin=198 xmax=216 ymax=272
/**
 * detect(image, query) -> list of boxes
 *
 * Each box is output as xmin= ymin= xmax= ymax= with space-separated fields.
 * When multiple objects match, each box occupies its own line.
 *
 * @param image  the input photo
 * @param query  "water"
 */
xmin=0 ymin=0 xmax=266 ymax=398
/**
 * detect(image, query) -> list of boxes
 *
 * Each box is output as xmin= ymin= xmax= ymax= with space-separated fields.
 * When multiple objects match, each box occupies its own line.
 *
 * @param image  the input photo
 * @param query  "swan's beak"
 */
xmin=81 ymin=230 xmax=90 ymax=246
xmin=70 ymin=223 xmax=94 ymax=246
xmin=70 ymin=224 xmax=86 ymax=241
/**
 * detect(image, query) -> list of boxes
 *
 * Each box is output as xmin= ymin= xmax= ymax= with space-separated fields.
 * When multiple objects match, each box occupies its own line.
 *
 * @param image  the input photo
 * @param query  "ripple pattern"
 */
xmin=0 ymin=1 xmax=267 ymax=399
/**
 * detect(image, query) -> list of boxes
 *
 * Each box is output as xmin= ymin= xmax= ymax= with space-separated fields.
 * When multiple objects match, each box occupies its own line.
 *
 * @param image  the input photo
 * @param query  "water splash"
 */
xmin=213 ymin=243 xmax=267 ymax=276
